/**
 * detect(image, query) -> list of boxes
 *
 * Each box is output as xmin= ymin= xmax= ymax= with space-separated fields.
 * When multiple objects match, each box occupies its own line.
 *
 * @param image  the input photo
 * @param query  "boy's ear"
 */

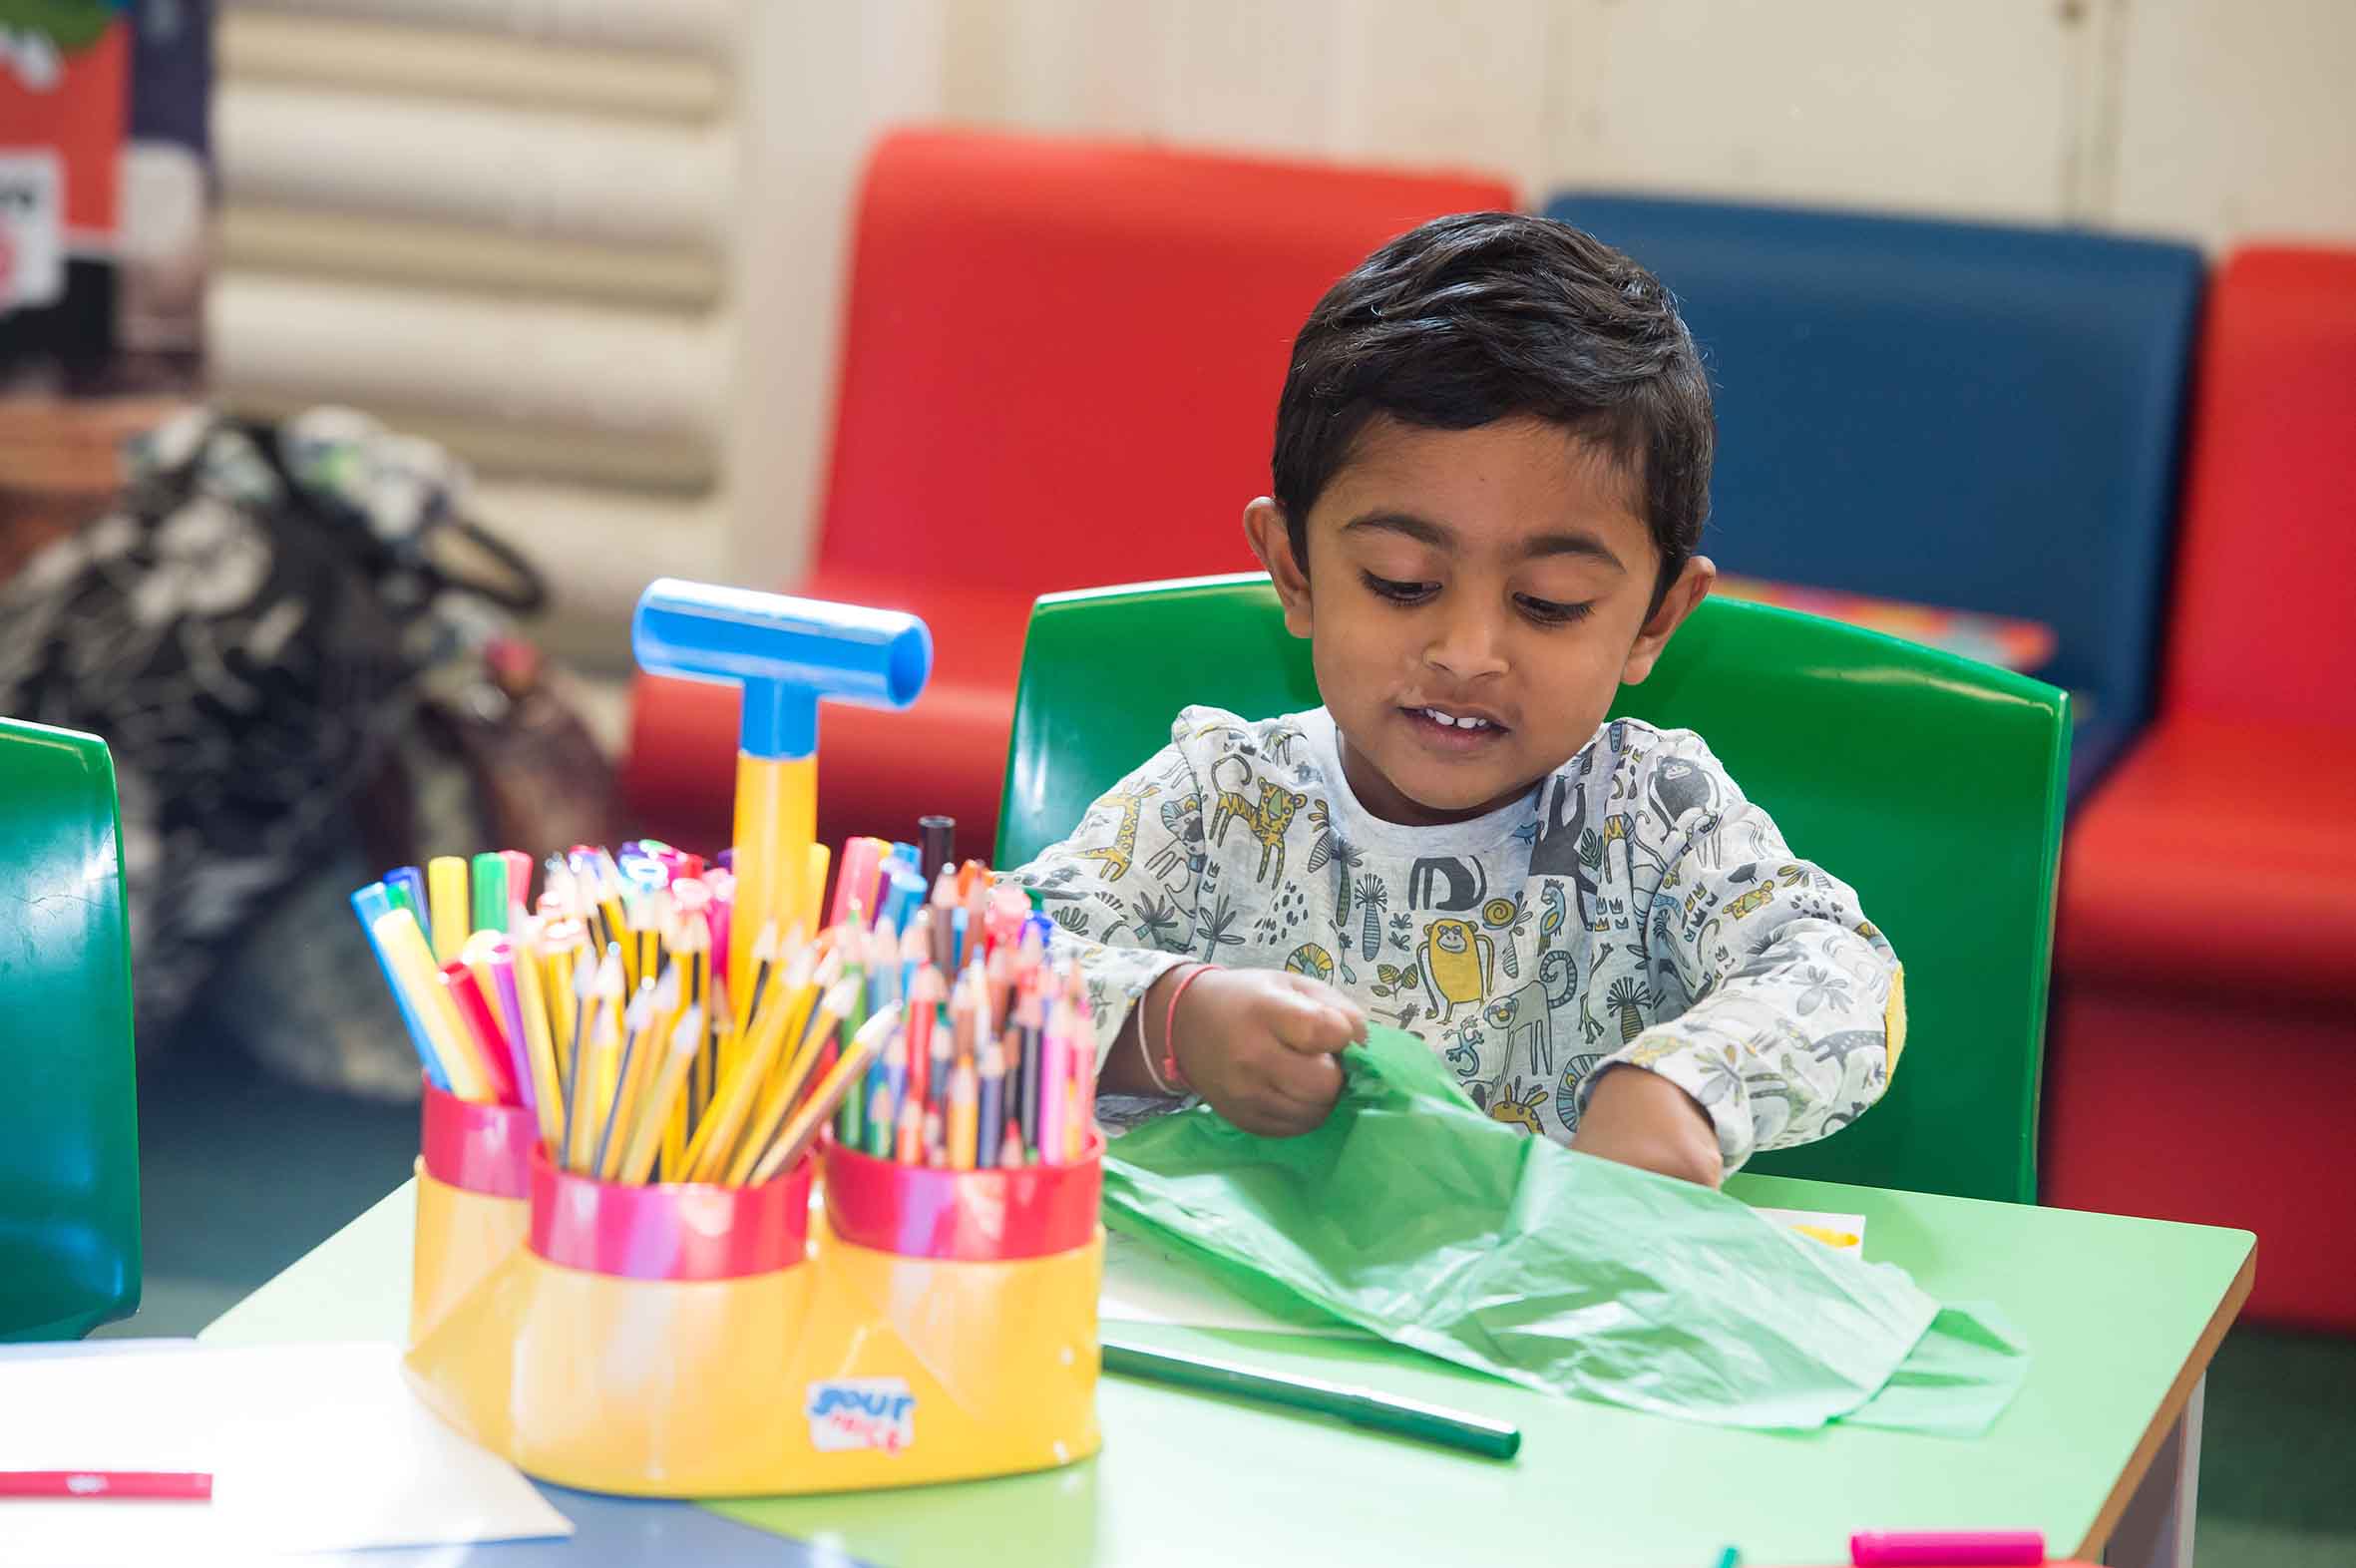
xmin=1243 ymin=498 xmax=1314 ymax=638
xmin=1621 ymin=555 xmax=1716 ymax=685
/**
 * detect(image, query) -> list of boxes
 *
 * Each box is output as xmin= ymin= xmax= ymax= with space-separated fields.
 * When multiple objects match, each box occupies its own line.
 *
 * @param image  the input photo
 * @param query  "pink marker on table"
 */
xmin=0 ymin=1470 xmax=213 ymax=1501
xmin=1851 ymin=1529 xmax=2045 ymax=1566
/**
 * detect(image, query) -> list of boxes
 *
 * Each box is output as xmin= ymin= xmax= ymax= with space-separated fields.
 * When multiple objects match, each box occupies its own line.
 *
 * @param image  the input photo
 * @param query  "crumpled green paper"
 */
xmin=1102 ymin=1025 xmax=2026 ymax=1434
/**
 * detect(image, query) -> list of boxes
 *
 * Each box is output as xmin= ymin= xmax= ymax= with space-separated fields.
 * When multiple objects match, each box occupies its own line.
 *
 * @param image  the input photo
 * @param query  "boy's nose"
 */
xmin=1423 ymin=611 xmax=1509 ymax=679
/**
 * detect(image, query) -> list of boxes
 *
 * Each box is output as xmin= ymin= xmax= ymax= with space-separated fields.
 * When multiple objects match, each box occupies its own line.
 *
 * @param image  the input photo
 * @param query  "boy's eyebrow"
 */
xmin=1341 ymin=510 xmax=1628 ymax=573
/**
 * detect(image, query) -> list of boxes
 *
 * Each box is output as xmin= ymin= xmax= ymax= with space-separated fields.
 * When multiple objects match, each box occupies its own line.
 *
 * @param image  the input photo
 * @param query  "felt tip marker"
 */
xmin=1850 ymin=1529 xmax=2044 ymax=1567
xmin=0 ymin=1470 xmax=213 ymax=1501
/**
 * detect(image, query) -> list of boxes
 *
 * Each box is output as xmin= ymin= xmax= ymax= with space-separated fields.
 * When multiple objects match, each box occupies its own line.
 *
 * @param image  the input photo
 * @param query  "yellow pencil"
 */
xmin=724 ymin=922 xmax=780 ymax=1082
xmin=592 ymin=982 xmax=649 ymax=1181
xmin=618 ymin=897 xmax=645 ymax=994
xmin=948 ymin=1055 xmax=979 ymax=1171
xmin=598 ymin=966 xmax=677 ymax=1180
xmin=756 ymin=949 xmax=841 ymax=1110
xmin=679 ymin=951 xmax=813 ymax=1183
xmin=723 ymin=978 xmax=861 ymax=1186
xmin=426 ymin=856 xmax=470 ymax=965
xmin=373 ymin=907 xmax=492 ymax=1101
xmin=666 ymin=913 xmax=710 ymax=1177
xmin=694 ymin=972 xmax=729 ymax=1124
xmin=616 ymin=1004 xmax=703 ymax=1185
xmin=638 ymin=891 xmax=667 ymax=997
xmin=748 ymin=1007 xmax=897 ymax=1186
xmin=541 ymin=919 xmax=583 ymax=1090
xmin=596 ymin=907 xmax=630 ymax=987
xmin=563 ymin=950 xmax=624 ymax=1173
xmin=661 ymin=1083 xmax=686 ymax=1180
xmin=681 ymin=912 xmax=712 ymax=1039
xmin=585 ymin=855 xmax=627 ymax=988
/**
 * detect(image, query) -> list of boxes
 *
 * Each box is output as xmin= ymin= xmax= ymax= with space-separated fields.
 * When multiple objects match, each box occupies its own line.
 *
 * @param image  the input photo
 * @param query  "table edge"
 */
xmin=2075 ymin=1237 xmax=2255 ymax=1557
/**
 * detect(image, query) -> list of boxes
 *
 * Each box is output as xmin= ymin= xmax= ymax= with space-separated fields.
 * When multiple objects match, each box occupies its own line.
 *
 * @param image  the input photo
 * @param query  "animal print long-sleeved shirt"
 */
xmin=1001 ymin=705 xmax=1903 ymax=1171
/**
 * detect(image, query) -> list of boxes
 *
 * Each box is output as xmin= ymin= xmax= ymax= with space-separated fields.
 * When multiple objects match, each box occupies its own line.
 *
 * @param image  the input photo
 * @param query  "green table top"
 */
xmin=203 ymin=1173 xmax=2249 ymax=1568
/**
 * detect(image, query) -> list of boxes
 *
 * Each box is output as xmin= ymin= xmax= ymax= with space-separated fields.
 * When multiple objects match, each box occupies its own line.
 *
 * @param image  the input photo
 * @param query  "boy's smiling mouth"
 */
xmin=1400 ymin=701 xmax=1511 ymax=750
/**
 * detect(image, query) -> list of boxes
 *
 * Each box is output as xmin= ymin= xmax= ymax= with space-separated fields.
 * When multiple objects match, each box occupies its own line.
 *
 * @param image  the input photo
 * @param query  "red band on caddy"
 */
xmin=527 ymin=1144 xmax=813 ymax=1281
xmin=419 ymin=1075 xmax=537 ymax=1199
xmin=821 ymin=1132 xmax=1102 ymax=1262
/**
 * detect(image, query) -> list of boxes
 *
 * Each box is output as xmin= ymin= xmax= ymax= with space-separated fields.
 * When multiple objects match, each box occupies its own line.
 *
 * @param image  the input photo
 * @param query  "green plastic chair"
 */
xmin=997 ymin=574 xmax=2070 ymax=1204
xmin=1 ymin=717 xmax=142 ymax=1340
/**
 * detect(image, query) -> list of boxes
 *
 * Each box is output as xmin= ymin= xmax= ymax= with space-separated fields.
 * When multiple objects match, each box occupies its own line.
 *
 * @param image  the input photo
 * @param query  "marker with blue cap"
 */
xmin=351 ymin=882 xmax=451 ymax=1090
xmin=384 ymin=866 xmax=428 ymax=946
xmin=631 ymin=579 xmax=933 ymax=992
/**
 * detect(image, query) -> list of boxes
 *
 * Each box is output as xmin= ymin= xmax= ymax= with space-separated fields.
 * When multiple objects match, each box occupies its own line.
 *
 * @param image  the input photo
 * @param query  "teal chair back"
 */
xmin=1 ymin=717 xmax=142 ymax=1340
xmin=998 ymin=575 xmax=2070 ymax=1203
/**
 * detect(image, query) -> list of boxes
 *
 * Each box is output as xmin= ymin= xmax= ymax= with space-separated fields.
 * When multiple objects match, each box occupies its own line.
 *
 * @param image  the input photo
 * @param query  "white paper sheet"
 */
xmin=1100 ymin=1229 xmax=1371 ymax=1337
xmin=0 ymin=1341 xmax=571 ymax=1564
xmin=1754 ymin=1207 xmax=1870 ymax=1254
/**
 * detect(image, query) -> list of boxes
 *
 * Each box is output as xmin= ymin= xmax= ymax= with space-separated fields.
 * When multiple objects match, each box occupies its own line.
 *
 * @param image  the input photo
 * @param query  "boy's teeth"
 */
xmin=1420 ymin=707 xmax=1490 ymax=729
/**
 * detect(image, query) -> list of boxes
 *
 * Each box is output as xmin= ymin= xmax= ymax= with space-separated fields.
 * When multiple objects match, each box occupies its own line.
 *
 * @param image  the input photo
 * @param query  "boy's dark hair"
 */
xmin=1273 ymin=211 xmax=1714 ymax=608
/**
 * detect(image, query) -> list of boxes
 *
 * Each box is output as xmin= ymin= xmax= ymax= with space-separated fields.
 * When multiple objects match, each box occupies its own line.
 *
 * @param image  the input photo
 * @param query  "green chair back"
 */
xmin=998 ymin=574 xmax=2070 ymax=1203
xmin=1 ymin=717 xmax=142 ymax=1340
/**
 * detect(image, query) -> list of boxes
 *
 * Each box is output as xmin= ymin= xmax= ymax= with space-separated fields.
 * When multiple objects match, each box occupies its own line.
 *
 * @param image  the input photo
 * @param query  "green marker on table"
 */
xmin=1098 ymin=1338 xmax=1520 ymax=1460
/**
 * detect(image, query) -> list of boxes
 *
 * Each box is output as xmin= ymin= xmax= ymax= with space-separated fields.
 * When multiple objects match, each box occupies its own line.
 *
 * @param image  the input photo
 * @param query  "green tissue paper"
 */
xmin=1102 ymin=1025 xmax=2026 ymax=1434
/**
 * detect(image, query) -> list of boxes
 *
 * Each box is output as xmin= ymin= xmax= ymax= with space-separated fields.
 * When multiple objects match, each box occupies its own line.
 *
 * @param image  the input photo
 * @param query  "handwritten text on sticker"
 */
xmin=806 ymin=1377 xmax=917 ymax=1454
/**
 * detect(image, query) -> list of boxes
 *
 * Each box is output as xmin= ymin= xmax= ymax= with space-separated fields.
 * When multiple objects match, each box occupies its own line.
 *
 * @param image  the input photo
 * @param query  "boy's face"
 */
xmin=1247 ymin=414 xmax=1713 ymax=827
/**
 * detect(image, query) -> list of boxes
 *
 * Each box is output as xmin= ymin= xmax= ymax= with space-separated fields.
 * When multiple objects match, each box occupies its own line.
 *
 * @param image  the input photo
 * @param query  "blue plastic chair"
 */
xmin=1544 ymin=193 xmax=2201 ymax=800
xmin=0 ymin=716 xmax=142 ymax=1340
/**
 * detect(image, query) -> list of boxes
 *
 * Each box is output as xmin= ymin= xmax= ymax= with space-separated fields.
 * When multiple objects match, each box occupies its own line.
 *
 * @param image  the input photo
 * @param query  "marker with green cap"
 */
xmin=1098 ymin=1338 xmax=1520 ymax=1460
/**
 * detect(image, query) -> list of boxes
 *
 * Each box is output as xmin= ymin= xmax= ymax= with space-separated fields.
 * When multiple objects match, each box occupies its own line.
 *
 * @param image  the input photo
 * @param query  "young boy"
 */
xmin=1005 ymin=212 xmax=1901 ymax=1188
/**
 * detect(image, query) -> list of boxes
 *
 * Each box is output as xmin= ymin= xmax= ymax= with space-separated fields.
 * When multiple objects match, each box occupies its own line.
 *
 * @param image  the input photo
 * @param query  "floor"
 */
xmin=99 ymin=1035 xmax=2356 ymax=1566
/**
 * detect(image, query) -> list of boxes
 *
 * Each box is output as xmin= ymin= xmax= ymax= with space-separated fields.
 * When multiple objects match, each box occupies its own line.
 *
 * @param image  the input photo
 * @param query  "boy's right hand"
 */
xmin=1165 ymin=967 xmax=1367 ymax=1137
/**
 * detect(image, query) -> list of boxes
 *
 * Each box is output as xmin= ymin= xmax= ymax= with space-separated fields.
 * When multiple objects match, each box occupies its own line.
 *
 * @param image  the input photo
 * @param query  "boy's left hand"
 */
xmin=1570 ymin=1066 xmax=1725 ymax=1188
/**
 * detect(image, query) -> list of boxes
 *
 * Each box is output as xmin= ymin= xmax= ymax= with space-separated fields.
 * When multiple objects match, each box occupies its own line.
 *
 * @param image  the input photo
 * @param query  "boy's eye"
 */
xmin=1517 ymin=594 xmax=1593 ymax=625
xmin=1361 ymin=572 xmax=1437 ymax=605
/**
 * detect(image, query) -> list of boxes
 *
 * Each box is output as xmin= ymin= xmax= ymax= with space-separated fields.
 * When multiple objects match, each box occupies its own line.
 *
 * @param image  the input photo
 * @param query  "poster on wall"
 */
xmin=0 ymin=0 xmax=208 ymax=386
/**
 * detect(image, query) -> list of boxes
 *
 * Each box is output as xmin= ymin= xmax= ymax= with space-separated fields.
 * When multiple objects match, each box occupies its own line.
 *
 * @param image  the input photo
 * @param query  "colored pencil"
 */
xmin=358 ymin=833 xmax=1103 ymax=1187
xmin=615 ymin=1004 xmax=704 ymax=1186
xmin=748 ymin=1007 xmax=895 ymax=1184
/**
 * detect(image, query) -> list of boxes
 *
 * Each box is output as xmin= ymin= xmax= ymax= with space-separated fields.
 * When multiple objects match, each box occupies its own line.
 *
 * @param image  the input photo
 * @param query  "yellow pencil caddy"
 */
xmin=411 ymin=1078 xmax=534 ymax=1350
xmin=403 ymin=1117 xmax=1104 ymax=1497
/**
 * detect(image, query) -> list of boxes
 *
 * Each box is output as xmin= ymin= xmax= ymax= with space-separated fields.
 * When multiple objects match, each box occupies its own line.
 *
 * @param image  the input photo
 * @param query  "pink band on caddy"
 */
xmin=526 ymin=1144 xmax=813 ymax=1282
xmin=822 ymin=1131 xmax=1102 ymax=1262
xmin=419 ymin=1074 xmax=537 ymax=1199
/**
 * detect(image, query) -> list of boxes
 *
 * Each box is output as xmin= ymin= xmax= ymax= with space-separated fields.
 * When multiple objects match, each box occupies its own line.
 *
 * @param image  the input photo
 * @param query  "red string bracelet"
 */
xmin=1156 ymin=963 xmax=1215 ymax=1092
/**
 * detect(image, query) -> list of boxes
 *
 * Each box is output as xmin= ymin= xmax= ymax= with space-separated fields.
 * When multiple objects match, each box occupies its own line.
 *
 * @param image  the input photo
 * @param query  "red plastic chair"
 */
xmin=2044 ymin=246 xmax=2356 ymax=1328
xmin=623 ymin=127 xmax=1515 ymax=857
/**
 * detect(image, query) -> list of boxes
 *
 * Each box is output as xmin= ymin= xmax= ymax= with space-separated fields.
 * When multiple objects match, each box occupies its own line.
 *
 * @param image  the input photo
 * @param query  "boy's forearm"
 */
xmin=1097 ymin=965 xmax=1189 ymax=1097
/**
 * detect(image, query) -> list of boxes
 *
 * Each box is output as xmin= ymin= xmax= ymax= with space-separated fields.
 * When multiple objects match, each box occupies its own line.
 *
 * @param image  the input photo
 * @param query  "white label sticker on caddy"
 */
xmin=805 ymin=1377 xmax=916 ymax=1454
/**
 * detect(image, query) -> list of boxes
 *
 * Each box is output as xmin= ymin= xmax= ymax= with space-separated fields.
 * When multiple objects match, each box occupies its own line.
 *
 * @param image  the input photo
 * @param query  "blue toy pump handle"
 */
xmin=631 ymin=579 xmax=934 ymax=759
